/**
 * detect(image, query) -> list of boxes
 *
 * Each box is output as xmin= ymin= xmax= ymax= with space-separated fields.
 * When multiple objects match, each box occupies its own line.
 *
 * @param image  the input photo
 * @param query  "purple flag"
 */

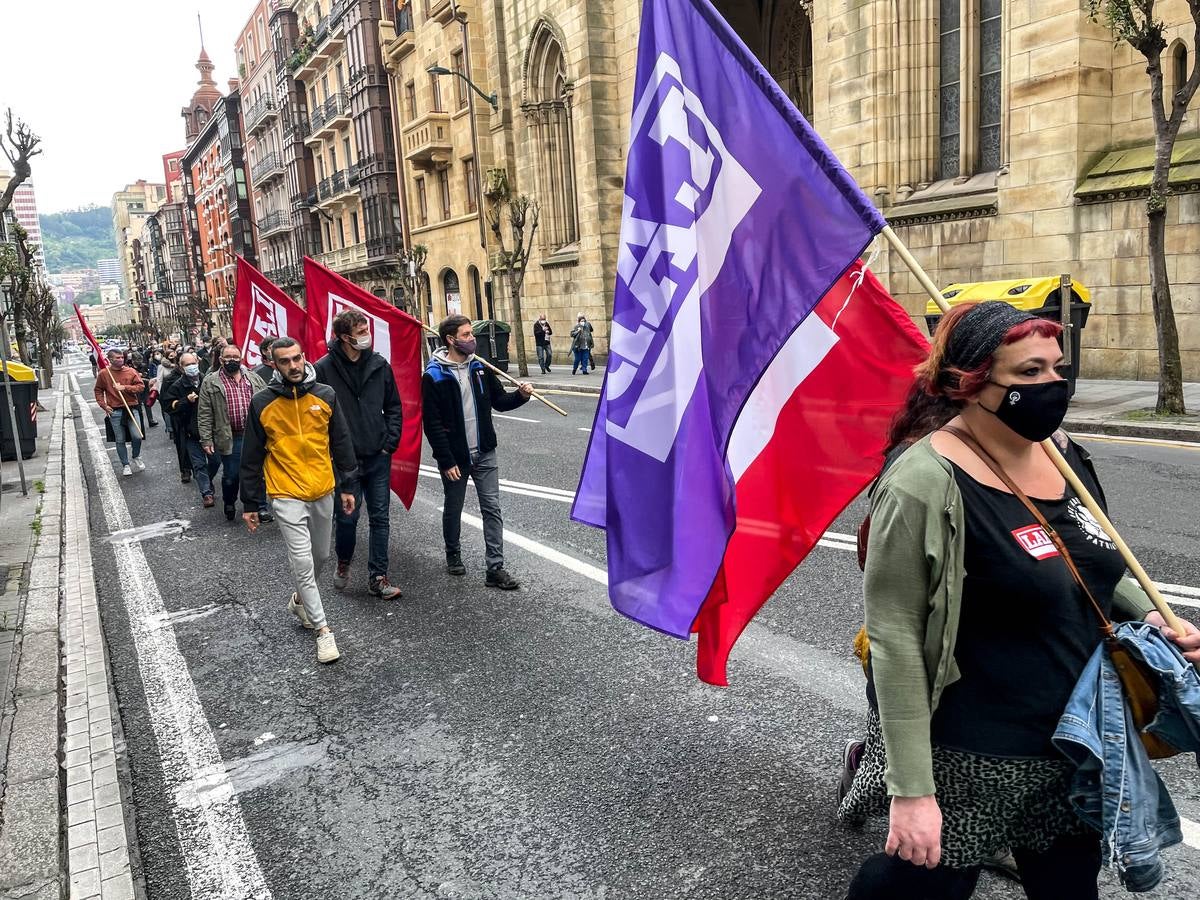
xmin=571 ymin=0 xmax=886 ymax=638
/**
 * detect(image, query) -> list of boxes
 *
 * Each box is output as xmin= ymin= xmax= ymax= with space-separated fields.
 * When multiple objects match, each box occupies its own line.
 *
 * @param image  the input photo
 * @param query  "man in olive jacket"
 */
xmin=198 ymin=344 xmax=268 ymax=522
xmin=314 ymin=310 xmax=404 ymax=600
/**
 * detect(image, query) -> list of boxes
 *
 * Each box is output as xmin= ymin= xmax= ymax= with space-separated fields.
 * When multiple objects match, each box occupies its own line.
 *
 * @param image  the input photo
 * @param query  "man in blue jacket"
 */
xmin=422 ymin=315 xmax=532 ymax=589
xmin=315 ymin=310 xmax=404 ymax=600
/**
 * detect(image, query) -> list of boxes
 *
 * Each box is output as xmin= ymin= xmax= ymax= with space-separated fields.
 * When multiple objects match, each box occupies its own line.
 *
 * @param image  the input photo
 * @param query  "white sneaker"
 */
xmin=122 ymin=464 xmax=133 ymax=477
xmin=316 ymin=631 xmax=340 ymax=664
xmin=287 ymin=592 xmax=314 ymax=629
xmin=132 ymin=457 xmax=145 ymax=472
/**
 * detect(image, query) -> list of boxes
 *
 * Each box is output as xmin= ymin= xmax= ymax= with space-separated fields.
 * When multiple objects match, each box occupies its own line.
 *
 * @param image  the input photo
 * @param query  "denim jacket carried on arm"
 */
xmin=1053 ymin=621 xmax=1200 ymax=892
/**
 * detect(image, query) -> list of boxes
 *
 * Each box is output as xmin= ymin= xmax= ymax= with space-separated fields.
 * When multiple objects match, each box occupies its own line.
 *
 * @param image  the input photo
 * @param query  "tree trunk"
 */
xmin=507 ymin=273 xmax=530 ymax=378
xmin=1145 ymin=207 xmax=1186 ymax=413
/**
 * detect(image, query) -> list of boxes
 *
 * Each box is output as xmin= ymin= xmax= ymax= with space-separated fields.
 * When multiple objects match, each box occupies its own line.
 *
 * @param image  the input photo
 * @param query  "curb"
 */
xmin=1063 ymin=417 xmax=1200 ymax=445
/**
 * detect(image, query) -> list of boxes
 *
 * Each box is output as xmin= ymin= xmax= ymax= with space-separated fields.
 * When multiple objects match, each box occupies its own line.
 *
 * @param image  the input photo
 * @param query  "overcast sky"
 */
xmin=0 ymin=2 xmax=252 ymax=214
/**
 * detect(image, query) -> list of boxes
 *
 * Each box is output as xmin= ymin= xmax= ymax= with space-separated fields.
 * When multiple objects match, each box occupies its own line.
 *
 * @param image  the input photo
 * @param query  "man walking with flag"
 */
xmin=315 ymin=310 xmax=404 ymax=600
xmin=93 ymin=349 xmax=146 ymax=477
xmin=423 ymin=315 xmax=532 ymax=589
xmin=241 ymin=337 xmax=359 ymax=664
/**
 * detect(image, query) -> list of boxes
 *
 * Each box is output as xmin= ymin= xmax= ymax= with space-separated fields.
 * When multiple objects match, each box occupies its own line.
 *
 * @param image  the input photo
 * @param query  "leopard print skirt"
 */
xmin=837 ymin=710 xmax=1092 ymax=869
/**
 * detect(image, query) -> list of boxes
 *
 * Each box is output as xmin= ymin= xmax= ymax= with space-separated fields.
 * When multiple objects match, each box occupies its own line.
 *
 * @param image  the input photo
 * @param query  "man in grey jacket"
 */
xmin=198 ymin=344 xmax=269 ymax=522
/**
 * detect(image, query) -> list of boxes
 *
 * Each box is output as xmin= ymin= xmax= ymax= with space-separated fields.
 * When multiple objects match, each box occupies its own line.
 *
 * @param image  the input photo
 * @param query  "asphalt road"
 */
xmin=67 ymin=362 xmax=1200 ymax=900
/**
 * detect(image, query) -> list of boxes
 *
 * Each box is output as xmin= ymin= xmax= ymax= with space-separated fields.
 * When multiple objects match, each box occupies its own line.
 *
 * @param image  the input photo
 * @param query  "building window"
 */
xmin=416 ymin=178 xmax=428 ymax=226
xmin=430 ymin=69 xmax=443 ymax=112
xmin=350 ymin=211 xmax=360 ymax=244
xmin=343 ymin=136 xmax=353 ymax=167
xmin=452 ymin=49 xmax=467 ymax=109
xmin=336 ymin=215 xmax=345 ymax=249
xmin=464 ymin=157 xmax=478 ymax=213
xmin=437 ymin=169 xmax=451 ymax=219
xmin=406 ymin=81 xmax=417 ymax=120
xmin=523 ymin=22 xmax=579 ymax=250
xmin=939 ymin=0 xmax=1003 ymax=180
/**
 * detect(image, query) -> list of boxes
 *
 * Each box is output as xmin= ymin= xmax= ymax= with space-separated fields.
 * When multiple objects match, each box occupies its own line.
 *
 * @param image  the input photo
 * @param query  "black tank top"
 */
xmin=929 ymin=442 xmax=1126 ymax=757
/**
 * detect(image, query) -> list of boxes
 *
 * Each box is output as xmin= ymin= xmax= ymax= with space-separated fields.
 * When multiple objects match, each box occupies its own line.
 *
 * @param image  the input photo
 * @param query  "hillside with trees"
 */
xmin=38 ymin=205 xmax=114 ymax=272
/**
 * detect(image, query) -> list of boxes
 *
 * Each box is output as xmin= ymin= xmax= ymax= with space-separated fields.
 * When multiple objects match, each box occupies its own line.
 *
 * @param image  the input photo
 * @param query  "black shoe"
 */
xmin=149 ymin=420 xmax=159 ymax=427
xmin=446 ymin=552 xmax=466 ymax=576
xmin=836 ymin=738 xmax=865 ymax=807
xmin=181 ymin=472 xmax=191 ymax=484
xmin=485 ymin=567 xmax=519 ymax=590
xmin=257 ymin=511 xmax=274 ymax=524
xmin=224 ymin=504 xmax=236 ymax=521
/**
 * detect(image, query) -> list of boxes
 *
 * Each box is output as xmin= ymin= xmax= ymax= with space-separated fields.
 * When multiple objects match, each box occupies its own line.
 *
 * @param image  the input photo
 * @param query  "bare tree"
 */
xmin=486 ymin=184 xmax=540 ymax=378
xmin=0 ymin=223 xmax=37 ymax=364
xmin=1089 ymin=1 xmax=1199 ymax=414
xmin=25 ymin=282 xmax=62 ymax=384
xmin=399 ymin=244 xmax=429 ymax=320
xmin=0 ymin=110 xmax=43 ymax=219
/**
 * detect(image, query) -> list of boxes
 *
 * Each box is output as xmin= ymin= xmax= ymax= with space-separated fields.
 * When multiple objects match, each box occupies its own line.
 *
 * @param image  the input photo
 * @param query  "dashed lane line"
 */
xmin=72 ymin=377 xmax=272 ymax=899
xmin=494 ymin=413 xmax=541 ymax=423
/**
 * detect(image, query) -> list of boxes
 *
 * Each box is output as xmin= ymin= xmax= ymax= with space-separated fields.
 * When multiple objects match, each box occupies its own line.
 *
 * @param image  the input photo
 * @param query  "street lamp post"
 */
xmin=426 ymin=65 xmax=498 ymax=112
xmin=0 ymin=280 xmax=29 ymax=499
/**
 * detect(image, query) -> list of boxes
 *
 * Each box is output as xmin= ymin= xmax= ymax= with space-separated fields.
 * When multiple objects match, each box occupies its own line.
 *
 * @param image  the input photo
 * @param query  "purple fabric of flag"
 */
xmin=572 ymin=0 xmax=886 ymax=638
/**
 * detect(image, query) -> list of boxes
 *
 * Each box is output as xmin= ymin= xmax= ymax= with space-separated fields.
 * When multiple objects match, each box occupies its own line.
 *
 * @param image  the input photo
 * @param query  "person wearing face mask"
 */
xmin=197 ymin=345 xmax=269 ymax=523
xmin=422 ymin=315 xmax=533 ymax=589
xmin=93 ymin=349 xmax=146 ymax=476
xmin=837 ymin=301 xmax=1200 ymax=900
xmin=253 ymin=336 xmax=277 ymax=383
xmin=163 ymin=353 xmax=220 ymax=504
xmin=570 ymin=314 xmax=594 ymax=375
xmin=158 ymin=349 xmax=194 ymax=484
xmin=314 ymin=310 xmax=404 ymax=600
xmin=532 ymin=313 xmax=553 ymax=374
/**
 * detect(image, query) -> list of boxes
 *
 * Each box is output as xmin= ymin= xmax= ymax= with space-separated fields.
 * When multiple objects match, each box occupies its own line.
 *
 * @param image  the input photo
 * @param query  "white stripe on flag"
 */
xmin=726 ymin=313 xmax=839 ymax=482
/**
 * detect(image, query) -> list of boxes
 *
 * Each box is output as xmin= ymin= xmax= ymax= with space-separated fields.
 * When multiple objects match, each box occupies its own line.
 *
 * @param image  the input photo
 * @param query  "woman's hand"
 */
xmin=1145 ymin=611 xmax=1200 ymax=665
xmin=887 ymin=795 xmax=943 ymax=869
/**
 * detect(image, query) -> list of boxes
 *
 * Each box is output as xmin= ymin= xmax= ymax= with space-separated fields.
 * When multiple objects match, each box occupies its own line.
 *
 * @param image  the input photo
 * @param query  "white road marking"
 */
xmin=578 ymin=427 xmax=591 ymax=433
xmin=1075 ymin=432 xmax=1200 ymax=451
xmin=418 ymin=465 xmax=576 ymax=503
xmin=1183 ymin=815 xmax=1200 ymax=850
xmin=459 ymin=511 xmax=608 ymax=583
xmin=494 ymin=413 xmax=540 ymax=424
xmin=72 ymin=377 xmax=272 ymax=899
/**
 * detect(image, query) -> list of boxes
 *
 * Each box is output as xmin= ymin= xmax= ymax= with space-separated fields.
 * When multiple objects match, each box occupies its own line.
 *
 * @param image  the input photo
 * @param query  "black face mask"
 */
xmin=985 ymin=379 xmax=1070 ymax=442
xmin=222 ymin=360 xmax=241 ymax=375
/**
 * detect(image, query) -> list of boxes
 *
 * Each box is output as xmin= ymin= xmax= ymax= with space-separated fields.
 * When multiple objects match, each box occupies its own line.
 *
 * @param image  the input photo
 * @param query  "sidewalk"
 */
xmin=515 ymin=363 xmax=1200 ymax=443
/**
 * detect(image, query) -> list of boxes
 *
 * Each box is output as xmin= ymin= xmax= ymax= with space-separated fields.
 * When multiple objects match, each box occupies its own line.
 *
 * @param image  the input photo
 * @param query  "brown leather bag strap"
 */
xmin=941 ymin=425 xmax=1114 ymax=636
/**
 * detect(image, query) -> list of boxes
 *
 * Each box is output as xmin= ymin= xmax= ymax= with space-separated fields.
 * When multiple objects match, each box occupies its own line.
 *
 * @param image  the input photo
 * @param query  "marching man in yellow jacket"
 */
xmin=239 ymin=337 xmax=359 ymax=663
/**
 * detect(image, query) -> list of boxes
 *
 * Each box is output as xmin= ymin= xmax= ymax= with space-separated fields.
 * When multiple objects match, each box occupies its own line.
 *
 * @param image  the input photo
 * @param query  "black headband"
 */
xmin=945 ymin=301 xmax=1038 ymax=371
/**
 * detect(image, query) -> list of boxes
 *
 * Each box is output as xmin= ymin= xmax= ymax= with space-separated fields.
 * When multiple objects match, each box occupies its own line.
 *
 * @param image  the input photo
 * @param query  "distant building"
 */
xmin=97 ymin=258 xmax=123 ymax=284
xmin=0 ymin=171 xmax=46 ymax=276
xmin=111 ymin=180 xmax=167 ymax=316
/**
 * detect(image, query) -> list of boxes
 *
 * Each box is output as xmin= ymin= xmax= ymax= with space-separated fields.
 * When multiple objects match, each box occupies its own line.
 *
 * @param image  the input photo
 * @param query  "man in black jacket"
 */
xmin=162 ymin=353 xmax=219 ymax=505
xmin=422 ymin=315 xmax=532 ymax=589
xmin=253 ymin=335 xmax=276 ymax=383
xmin=314 ymin=310 xmax=404 ymax=600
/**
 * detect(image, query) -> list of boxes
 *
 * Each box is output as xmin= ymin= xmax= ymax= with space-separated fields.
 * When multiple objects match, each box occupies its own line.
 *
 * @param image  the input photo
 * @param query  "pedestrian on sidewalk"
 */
xmin=198 ymin=345 xmax=270 ymax=523
xmin=87 ymin=349 xmax=98 ymax=378
xmin=570 ymin=314 xmax=594 ymax=375
xmin=423 ymin=315 xmax=532 ymax=589
xmin=93 ymin=349 xmax=145 ymax=477
xmin=163 ymin=353 xmax=218 ymax=503
xmin=315 ymin=310 xmax=404 ymax=600
xmin=253 ymin=335 xmax=277 ymax=384
xmin=838 ymin=301 xmax=1200 ymax=899
xmin=240 ymin=337 xmax=359 ymax=664
xmin=533 ymin=313 xmax=553 ymax=374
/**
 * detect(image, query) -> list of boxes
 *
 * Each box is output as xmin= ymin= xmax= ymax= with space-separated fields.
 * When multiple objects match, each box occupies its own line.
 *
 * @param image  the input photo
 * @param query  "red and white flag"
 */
xmin=304 ymin=257 xmax=424 ymax=509
xmin=691 ymin=264 xmax=929 ymax=685
xmin=72 ymin=304 xmax=108 ymax=369
xmin=232 ymin=257 xmax=315 ymax=368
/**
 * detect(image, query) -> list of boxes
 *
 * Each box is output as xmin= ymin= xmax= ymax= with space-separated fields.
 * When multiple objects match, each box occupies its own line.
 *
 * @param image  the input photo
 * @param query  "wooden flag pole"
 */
xmin=881 ymin=225 xmax=1185 ymax=634
xmin=420 ymin=323 xmax=568 ymax=417
xmin=105 ymin=365 xmax=145 ymax=441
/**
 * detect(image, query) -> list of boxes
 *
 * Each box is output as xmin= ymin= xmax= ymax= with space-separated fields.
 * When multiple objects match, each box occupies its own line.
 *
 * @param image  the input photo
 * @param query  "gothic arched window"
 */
xmin=523 ymin=22 xmax=579 ymax=251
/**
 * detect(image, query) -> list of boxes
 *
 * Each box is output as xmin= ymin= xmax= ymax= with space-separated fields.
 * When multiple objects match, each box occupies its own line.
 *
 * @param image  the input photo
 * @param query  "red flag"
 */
xmin=232 ymin=257 xmax=315 ymax=368
xmin=73 ymin=304 xmax=108 ymax=369
xmin=692 ymin=264 xmax=930 ymax=685
xmin=303 ymin=257 xmax=423 ymax=509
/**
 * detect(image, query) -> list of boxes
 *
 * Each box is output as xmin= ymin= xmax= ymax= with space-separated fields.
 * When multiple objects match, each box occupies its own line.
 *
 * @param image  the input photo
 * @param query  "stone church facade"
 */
xmin=386 ymin=0 xmax=1200 ymax=379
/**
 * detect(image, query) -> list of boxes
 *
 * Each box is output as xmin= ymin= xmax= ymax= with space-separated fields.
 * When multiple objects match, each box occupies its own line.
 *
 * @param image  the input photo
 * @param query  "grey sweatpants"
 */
xmin=441 ymin=450 xmax=504 ymax=570
xmin=273 ymin=493 xmax=334 ymax=630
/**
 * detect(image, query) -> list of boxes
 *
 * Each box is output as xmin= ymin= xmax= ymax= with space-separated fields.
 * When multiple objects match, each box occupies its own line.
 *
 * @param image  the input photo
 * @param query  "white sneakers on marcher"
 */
xmin=316 ymin=631 xmax=340 ymax=664
xmin=132 ymin=457 xmax=145 ymax=472
xmin=287 ymin=592 xmax=314 ymax=629
xmin=122 ymin=464 xmax=133 ymax=477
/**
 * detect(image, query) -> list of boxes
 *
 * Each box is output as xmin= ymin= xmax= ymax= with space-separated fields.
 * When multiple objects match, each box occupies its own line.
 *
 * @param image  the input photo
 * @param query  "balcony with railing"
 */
xmin=316 ymin=169 xmax=355 ymax=207
xmin=306 ymin=92 xmax=351 ymax=143
xmin=402 ymin=112 xmax=453 ymax=171
xmin=250 ymin=152 xmax=284 ymax=186
xmin=266 ymin=263 xmax=302 ymax=286
xmin=245 ymin=96 xmax=279 ymax=135
xmin=316 ymin=241 xmax=367 ymax=271
xmin=258 ymin=210 xmax=291 ymax=237
xmin=381 ymin=3 xmax=416 ymax=66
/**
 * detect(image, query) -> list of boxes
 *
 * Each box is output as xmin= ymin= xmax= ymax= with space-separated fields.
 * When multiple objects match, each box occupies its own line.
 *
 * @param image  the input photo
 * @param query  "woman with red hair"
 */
xmin=839 ymin=301 xmax=1200 ymax=898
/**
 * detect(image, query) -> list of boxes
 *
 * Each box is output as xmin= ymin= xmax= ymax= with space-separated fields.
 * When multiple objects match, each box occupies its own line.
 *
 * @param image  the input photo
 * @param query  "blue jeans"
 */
xmin=335 ymin=452 xmax=392 ymax=578
xmin=109 ymin=409 xmax=142 ymax=466
xmin=218 ymin=434 xmax=245 ymax=508
xmin=536 ymin=344 xmax=552 ymax=372
xmin=185 ymin=437 xmax=220 ymax=498
xmin=572 ymin=348 xmax=589 ymax=373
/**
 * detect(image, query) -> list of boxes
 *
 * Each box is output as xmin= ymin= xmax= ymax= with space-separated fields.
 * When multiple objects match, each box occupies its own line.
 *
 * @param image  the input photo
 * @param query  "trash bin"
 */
xmin=925 ymin=277 xmax=1091 ymax=397
xmin=0 ymin=359 xmax=39 ymax=461
xmin=473 ymin=320 xmax=511 ymax=373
